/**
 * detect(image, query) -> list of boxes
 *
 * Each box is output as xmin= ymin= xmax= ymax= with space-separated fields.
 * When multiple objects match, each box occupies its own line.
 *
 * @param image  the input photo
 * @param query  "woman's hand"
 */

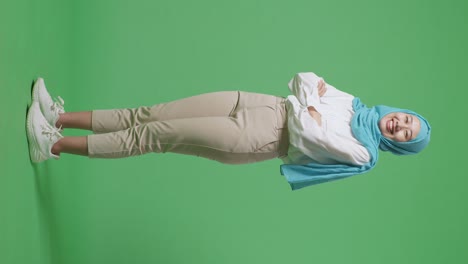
xmin=307 ymin=106 xmax=322 ymax=126
xmin=318 ymin=78 xmax=327 ymax=97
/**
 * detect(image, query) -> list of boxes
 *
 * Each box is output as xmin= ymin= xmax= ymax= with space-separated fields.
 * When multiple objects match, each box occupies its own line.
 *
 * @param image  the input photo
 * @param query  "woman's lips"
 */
xmin=387 ymin=119 xmax=393 ymax=134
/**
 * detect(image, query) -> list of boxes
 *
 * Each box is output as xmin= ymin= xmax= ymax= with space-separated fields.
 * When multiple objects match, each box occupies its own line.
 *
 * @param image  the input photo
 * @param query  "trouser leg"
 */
xmin=91 ymin=91 xmax=240 ymax=133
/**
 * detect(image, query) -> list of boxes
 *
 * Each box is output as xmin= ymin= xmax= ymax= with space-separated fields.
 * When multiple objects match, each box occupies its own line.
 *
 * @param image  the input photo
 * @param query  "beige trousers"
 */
xmin=87 ymin=91 xmax=289 ymax=164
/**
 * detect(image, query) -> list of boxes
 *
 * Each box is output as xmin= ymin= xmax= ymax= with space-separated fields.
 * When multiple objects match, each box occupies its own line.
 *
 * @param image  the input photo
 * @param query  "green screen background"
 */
xmin=1 ymin=0 xmax=467 ymax=263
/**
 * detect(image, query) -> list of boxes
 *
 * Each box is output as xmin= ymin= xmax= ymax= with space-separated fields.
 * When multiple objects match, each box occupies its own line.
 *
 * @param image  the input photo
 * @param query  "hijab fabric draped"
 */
xmin=280 ymin=97 xmax=431 ymax=190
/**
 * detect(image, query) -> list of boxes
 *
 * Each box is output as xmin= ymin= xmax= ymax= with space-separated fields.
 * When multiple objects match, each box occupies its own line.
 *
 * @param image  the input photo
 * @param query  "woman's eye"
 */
xmin=406 ymin=116 xmax=409 ymax=123
xmin=405 ymin=131 xmax=409 ymax=139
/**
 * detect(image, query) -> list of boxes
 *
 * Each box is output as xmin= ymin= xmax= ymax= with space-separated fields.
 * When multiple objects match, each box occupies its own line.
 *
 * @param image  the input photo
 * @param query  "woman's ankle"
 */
xmin=51 ymin=140 xmax=62 ymax=156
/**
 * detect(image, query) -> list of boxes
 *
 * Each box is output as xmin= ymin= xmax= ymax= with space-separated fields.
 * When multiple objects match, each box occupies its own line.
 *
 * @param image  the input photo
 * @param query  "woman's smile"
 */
xmin=386 ymin=119 xmax=394 ymax=134
xmin=379 ymin=112 xmax=421 ymax=142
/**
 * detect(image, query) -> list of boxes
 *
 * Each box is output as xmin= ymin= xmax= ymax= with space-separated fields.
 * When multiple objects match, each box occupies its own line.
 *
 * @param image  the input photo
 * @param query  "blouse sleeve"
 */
xmin=287 ymin=72 xmax=324 ymax=107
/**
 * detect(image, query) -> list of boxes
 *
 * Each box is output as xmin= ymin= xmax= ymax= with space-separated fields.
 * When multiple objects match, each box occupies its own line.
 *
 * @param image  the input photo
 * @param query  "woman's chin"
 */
xmin=378 ymin=122 xmax=387 ymax=136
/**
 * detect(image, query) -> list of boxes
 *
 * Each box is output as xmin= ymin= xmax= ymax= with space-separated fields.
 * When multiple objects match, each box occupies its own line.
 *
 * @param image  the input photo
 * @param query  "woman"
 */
xmin=26 ymin=72 xmax=431 ymax=190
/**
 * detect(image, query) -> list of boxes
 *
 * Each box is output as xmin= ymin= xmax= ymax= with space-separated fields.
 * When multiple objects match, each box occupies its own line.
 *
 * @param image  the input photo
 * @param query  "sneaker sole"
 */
xmin=26 ymin=104 xmax=48 ymax=163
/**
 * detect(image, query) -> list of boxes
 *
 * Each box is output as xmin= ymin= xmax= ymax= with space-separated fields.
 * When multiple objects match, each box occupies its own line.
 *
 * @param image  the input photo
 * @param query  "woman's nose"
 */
xmin=396 ymin=120 xmax=408 ymax=131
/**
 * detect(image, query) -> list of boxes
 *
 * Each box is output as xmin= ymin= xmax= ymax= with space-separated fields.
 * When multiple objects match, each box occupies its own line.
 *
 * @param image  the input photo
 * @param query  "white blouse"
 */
xmin=282 ymin=72 xmax=371 ymax=166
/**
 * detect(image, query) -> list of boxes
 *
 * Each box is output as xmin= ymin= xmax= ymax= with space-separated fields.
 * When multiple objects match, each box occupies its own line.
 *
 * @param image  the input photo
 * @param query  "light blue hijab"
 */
xmin=280 ymin=97 xmax=431 ymax=190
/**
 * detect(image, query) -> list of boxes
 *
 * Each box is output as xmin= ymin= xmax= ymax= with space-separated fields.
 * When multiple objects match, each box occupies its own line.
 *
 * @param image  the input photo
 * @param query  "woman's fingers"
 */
xmin=307 ymin=106 xmax=322 ymax=126
xmin=318 ymin=78 xmax=327 ymax=97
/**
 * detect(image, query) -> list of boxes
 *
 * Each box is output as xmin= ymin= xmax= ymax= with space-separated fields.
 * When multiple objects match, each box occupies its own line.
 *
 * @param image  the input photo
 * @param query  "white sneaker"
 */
xmin=26 ymin=101 xmax=64 ymax=163
xmin=32 ymin=77 xmax=65 ymax=129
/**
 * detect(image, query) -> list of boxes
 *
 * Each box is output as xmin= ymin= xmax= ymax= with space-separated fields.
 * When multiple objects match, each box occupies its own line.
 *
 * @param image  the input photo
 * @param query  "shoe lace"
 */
xmin=41 ymin=123 xmax=63 ymax=141
xmin=50 ymin=96 xmax=65 ymax=113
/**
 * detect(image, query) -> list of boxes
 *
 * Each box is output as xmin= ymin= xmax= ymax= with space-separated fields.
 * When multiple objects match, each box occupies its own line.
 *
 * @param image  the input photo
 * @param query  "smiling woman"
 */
xmin=379 ymin=112 xmax=421 ymax=142
xmin=372 ymin=105 xmax=431 ymax=156
xmin=25 ymin=72 xmax=432 ymax=190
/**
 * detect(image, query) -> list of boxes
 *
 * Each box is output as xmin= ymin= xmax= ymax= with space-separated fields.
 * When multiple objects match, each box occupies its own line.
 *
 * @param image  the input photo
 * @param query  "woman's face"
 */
xmin=379 ymin=112 xmax=421 ymax=142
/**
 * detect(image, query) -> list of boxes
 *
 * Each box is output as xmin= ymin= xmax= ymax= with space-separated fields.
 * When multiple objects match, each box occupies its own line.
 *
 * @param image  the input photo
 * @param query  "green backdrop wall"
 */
xmin=1 ymin=0 xmax=467 ymax=263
